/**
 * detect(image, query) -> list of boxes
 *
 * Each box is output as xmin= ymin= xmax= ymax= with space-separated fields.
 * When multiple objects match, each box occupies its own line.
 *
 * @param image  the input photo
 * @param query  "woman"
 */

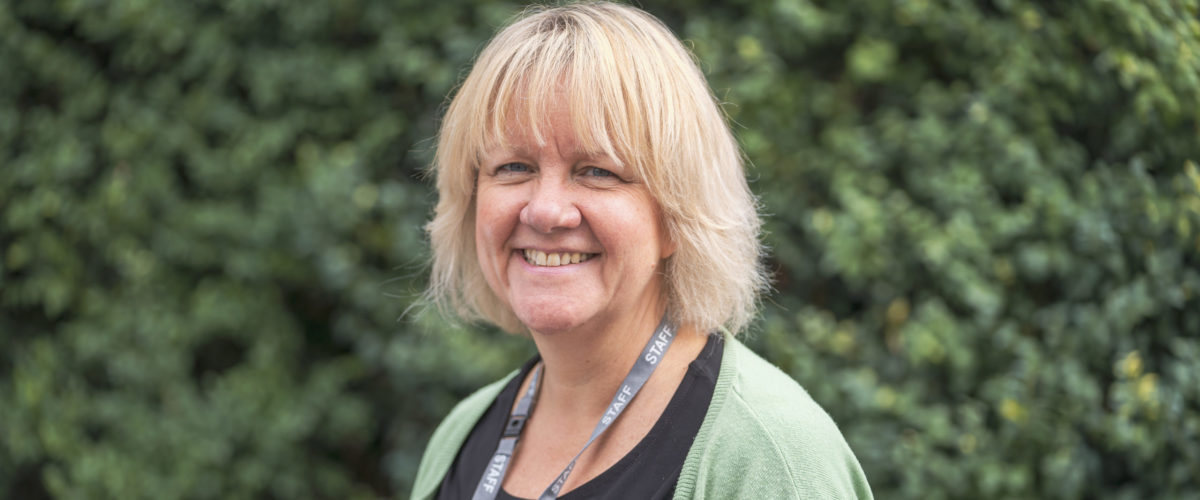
xmin=412 ymin=3 xmax=872 ymax=499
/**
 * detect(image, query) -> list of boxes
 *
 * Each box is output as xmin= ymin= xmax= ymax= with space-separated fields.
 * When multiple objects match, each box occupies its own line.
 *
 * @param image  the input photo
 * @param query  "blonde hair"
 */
xmin=426 ymin=1 xmax=767 ymax=335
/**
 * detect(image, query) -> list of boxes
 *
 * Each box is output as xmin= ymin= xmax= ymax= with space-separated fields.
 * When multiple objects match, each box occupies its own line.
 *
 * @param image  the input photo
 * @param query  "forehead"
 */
xmin=484 ymin=93 xmax=621 ymax=163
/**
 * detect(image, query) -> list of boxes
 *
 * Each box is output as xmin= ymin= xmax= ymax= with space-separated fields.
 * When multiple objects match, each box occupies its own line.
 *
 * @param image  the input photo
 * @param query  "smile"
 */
xmin=522 ymin=249 xmax=597 ymax=267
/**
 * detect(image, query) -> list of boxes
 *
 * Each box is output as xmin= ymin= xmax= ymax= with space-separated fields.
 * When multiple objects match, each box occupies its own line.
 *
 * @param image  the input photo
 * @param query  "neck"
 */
xmin=529 ymin=306 xmax=670 ymax=419
xmin=527 ymin=315 xmax=712 ymax=425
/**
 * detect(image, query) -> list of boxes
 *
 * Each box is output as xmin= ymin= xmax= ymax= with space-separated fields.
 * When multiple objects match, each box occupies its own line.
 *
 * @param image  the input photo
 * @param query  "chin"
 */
xmin=512 ymin=301 xmax=595 ymax=336
xmin=516 ymin=313 xmax=585 ymax=337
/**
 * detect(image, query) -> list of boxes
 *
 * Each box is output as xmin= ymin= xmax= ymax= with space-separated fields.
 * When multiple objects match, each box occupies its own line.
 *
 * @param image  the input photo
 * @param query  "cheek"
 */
xmin=618 ymin=197 xmax=667 ymax=250
xmin=474 ymin=207 xmax=509 ymax=297
xmin=474 ymin=191 xmax=496 ymax=240
xmin=475 ymin=191 xmax=519 ymax=254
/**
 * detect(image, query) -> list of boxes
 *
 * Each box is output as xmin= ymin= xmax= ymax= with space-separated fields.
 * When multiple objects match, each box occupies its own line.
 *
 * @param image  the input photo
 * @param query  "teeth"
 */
xmin=523 ymin=249 xmax=595 ymax=267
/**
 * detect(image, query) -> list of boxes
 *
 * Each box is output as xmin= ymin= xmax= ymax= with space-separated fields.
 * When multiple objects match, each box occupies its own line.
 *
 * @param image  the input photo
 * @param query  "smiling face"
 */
xmin=474 ymin=102 xmax=674 ymax=337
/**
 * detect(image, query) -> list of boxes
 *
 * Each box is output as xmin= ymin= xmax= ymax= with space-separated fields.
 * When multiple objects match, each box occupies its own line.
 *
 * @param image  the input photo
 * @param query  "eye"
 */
xmin=497 ymin=162 xmax=530 ymax=174
xmin=583 ymin=166 xmax=614 ymax=177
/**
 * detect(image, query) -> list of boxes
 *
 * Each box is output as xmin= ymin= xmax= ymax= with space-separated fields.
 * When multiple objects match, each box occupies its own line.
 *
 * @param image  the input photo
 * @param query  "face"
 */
xmin=474 ymin=102 xmax=674 ymax=337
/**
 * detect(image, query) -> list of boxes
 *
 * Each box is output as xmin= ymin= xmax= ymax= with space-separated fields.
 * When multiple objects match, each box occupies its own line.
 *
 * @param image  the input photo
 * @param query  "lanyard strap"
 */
xmin=471 ymin=314 xmax=677 ymax=500
xmin=471 ymin=363 xmax=542 ymax=500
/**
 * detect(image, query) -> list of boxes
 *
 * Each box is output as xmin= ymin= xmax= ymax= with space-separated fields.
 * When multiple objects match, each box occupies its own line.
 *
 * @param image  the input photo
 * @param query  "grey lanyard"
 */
xmin=471 ymin=314 xmax=677 ymax=500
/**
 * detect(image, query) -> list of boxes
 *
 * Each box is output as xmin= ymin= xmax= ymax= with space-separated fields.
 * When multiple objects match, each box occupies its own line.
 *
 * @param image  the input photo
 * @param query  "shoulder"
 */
xmin=724 ymin=340 xmax=849 ymax=454
xmin=409 ymin=371 xmax=517 ymax=500
xmin=677 ymin=336 xmax=873 ymax=499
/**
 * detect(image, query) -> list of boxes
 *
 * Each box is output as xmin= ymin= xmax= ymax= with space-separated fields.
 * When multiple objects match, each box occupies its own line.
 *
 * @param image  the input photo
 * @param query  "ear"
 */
xmin=660 ymin=225 xmax=678 ymax=259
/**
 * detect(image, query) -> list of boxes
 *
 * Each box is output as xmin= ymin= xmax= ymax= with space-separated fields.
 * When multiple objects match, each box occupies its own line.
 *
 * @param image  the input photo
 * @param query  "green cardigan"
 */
xmin=410 ymin=333 xmax=873 ymax=499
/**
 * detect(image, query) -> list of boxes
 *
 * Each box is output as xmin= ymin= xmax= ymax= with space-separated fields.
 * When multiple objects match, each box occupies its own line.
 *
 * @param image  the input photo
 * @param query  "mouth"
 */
xmin=521 ymin=249 xmax=598 ymax=267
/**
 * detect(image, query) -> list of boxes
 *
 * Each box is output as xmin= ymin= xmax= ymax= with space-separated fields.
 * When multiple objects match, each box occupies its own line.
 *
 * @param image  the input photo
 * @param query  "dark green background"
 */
xmin=2 ymin=0 xmax=1198 ymax=498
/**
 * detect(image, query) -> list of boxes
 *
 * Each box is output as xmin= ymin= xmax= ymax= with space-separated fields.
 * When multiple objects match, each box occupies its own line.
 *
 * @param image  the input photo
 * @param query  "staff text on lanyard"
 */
xmin=471 ymin=314 xmax=677 ymax=500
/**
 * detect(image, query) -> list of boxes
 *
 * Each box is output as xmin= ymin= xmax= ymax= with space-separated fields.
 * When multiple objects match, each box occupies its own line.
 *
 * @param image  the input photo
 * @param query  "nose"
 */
xmin=519 ymin=178 xmax=581 ymax=233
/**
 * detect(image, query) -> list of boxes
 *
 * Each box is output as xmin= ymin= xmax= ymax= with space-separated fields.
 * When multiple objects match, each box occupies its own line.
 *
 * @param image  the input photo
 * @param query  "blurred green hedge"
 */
xmin=2 ymin=0 xmax=1198 ymax=498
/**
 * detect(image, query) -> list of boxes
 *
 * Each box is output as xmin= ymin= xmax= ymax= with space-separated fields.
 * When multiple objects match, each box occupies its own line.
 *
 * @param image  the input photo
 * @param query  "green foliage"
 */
xmin=2 ymin=0 xmax=1198 ymax=498
xmin=684 ymin=0 xmax=1200 ymax=498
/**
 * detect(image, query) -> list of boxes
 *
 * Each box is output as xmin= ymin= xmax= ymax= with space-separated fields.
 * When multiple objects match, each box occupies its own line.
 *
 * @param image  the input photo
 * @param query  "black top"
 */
xmin=436 ymin=334 xmax=723 ymax=500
